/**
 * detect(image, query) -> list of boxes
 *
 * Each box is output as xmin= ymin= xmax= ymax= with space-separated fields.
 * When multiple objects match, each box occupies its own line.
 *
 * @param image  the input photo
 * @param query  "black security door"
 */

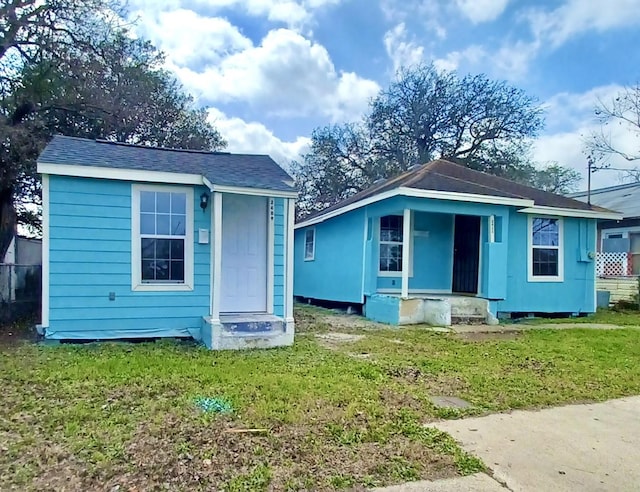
xmin=452 ymin=215 xmax=481 ymax=294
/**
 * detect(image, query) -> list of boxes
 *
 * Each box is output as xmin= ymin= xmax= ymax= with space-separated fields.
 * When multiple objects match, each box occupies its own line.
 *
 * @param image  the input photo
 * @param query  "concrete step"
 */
xmin=220 ymin=314 xmax=284 ymax=335
xmin=451 ymin=315 xmax=487 ymax=325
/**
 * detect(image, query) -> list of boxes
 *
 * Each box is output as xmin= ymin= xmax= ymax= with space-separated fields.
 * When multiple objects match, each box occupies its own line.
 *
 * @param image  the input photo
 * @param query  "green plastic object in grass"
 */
xmin=194 ymin=396 xmax=233 ymax=414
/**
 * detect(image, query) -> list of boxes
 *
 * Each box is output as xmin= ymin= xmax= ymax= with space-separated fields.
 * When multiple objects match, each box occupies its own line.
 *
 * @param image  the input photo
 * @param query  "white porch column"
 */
xmin=285 ymin=198 xmax=295 ymax=326
xmin=210 ymin=192 xmax=223 ymax=323
xmin=401 ymin=208 xmax=411 ymax=299
xmin=488 ymin=215 xmax=495 ymax=243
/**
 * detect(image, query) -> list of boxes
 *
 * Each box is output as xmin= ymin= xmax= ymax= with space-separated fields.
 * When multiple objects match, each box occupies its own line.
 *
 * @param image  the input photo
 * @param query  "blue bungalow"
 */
xmin=37 ymin=136 xmax=297 ymax=349
xmin=294 ymin=160 xmax=621 ymax=325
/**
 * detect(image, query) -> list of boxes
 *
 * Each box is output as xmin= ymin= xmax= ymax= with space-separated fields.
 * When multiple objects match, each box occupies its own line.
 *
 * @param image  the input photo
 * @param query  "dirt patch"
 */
xmin=455 ymin=331 xmax=522 ymax=342
xmin=316 ymin=331 xmax=365 ymax=350
xmin=0 ymin=320 xmax=38 ymax=349
xmin=105 ymin=414 xmax=458 ymax=491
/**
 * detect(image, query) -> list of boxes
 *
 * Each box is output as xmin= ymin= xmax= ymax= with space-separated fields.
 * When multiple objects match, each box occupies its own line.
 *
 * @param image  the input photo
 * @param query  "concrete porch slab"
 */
xmin=370 ymin=473 xmax=503 ymax=491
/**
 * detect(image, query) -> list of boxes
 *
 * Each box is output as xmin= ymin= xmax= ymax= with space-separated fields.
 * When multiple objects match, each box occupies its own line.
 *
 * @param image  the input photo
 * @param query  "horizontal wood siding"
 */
xmin=47 ymin=175 xmax=211 ymax=339
xmin=273 ymin=198 xmax=285 ymax=316
xmin=597 ymin=277 xmax=639 ymax=304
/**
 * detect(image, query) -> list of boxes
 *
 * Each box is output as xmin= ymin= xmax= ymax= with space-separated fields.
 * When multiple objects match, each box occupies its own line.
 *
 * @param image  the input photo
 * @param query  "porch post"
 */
xmin=210 ymin=192 xmax=223 ymax=324
xmin=285 ymin=198 xmax=295 ymax=327
xmin=401 ymin=208 xmax=411 ymax=298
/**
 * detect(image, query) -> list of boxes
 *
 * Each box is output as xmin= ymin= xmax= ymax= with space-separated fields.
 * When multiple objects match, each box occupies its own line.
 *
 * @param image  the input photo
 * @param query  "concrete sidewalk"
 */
xmin=372 ymin=473 xmax=503 ymax=491
xmin=432 ymin=396 xmax=640 ymax=491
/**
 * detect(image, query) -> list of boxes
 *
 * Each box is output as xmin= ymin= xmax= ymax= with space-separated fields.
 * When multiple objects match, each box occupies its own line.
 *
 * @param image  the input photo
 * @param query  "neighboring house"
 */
xmin=570 ymin=182 xmax=640 ymax=305
xmin=570 ymin=182 xmax=640 ymax=276
xmin=294 ymin=160 xmax=620 ymax=325
xmin=37 ymin=136 xmax=297 ymax=350
xmin=1 ymin=236 xmax=42 ymax=311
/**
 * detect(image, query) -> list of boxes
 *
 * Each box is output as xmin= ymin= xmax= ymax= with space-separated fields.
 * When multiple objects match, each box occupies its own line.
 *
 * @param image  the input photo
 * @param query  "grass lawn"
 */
xmin=2 ymin=306 xmax=640 ymax=491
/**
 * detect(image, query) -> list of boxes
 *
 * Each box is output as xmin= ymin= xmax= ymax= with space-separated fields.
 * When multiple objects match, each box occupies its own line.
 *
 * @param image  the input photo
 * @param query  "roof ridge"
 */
xmin=93 ymin=138 xmax=231 ymax=155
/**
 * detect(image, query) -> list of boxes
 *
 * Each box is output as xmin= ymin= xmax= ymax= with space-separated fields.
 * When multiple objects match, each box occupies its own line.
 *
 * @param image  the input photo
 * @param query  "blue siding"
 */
xmin=273 ymin=198 xmax=286 ymax=317
xmin=293 ymin=193 xmax=597 ymax=315
xmin=294 ymin=209 xmax=366 ymax=304
xmin=47 ymin=175 xmax=211 ymax=340
xmin=495 ymin=210 xmax=596 ymax=314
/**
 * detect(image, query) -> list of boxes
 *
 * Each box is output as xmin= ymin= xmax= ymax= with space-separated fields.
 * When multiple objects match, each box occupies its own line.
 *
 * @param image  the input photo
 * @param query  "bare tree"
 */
xmin=587 ymin=83 xmax=640 ymax=182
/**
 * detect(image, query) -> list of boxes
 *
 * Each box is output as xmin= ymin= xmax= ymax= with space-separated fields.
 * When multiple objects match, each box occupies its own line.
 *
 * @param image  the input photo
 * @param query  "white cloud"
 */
xmin=208 ymin=108 xmax=310 ymax=168
xmin=433 ymin=45 xmax=486 ymax=72
xmin=383 ymin=23 xmax=424 ymax=72
xmin=533 ymin=85 xmax=640 ymax=189
xmin=526 ymin=0 xmax=640 ymax=48
xmin=130 ymin=0 xmax=341 ymax=28
xmin=174 ymin=28 xmax=380 ymax=122
xmin=136 ymin=9 xmax=252 ymax=69
xmin=455 ymin=0 xmax=510 ymax=23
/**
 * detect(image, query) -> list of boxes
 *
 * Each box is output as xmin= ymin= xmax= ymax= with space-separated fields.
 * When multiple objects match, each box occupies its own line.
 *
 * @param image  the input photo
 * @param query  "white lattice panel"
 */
xmin=597 ymin=252 xmax=632 ymax=277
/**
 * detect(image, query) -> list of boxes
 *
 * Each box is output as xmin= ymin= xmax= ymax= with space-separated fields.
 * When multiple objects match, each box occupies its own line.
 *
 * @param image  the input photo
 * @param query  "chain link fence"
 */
xmin=0 ymin=264 xmax=42 ymax=324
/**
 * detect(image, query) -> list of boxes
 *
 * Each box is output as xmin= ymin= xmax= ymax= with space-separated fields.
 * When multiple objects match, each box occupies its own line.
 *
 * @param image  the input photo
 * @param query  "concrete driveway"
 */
xmin=432 ymin=396 xmax=640 ymax=491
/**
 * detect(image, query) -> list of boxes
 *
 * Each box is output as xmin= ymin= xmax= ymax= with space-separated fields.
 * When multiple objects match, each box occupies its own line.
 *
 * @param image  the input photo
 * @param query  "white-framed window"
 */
xmin=304 ymin=228 xmax=315 ymax=261
xmin=131 ymin=184 xmax=194 ymax=291
xmin=528 ymin=216 xmax=563 ymax=282
xmin=379 ymin=215 xmax=404 ymax=275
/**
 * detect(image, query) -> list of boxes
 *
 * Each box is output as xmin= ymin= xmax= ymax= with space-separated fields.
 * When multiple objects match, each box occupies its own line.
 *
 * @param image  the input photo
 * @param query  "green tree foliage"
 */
xmin=292 ymin=64 xmax=580 ymax=216
xmin=0 ymin=0 xmax=225 ymax=257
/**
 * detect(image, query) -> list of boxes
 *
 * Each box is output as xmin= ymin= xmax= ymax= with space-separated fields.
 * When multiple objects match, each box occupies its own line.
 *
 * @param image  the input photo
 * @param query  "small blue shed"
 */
xmin=38 ymin=136 xmax=297 ymax=349
xmin=294 ymin=160 xmax=621 ymax=325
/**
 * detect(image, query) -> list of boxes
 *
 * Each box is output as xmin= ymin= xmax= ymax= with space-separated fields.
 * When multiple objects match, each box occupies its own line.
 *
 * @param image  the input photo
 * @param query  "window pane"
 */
xmin=532 ymin=218 xmax=559 ymax=246
xmin=141 ymin=238 xmax=155 ymax=259
xmin=154 ymin=259 xmax=169 ymax=280
xmin=533 ymin=248 xmax=558 ymax=276
xmin=630 ymin=233 xmax=640 ymax=254
xmin=142 ymin=260 xmax=156 ymax=281
xmin=380 ymin=215 xmax=403 ymax=242
xmin=171 ymin=193 xmax=186 ymax=214
xmin=140 ymin=213 xmax=155 ymax=234
xmin=171 ymin=214 xmax=186 ymax=235
xmin=155 ymin=239 xmax=170 ymax=259
xmin=379 ymin=244 xmax=402 ymax=271
xmin=156 ymin=192 xmax=171 ymax=213
xmin=170 ymin=260 xmax=185 ymax=281
xmin=156 ymin=214 xmax=170 ymax=235
xmin=140 ymin=192 xmax=155 ymax=213
xmin=170 ymin=239 xmax=184 ymax=260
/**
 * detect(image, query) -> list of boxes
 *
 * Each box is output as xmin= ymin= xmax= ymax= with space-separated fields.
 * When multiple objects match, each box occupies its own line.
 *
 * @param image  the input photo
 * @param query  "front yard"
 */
xmin=2 ymin=307 xmax=640 ymax=491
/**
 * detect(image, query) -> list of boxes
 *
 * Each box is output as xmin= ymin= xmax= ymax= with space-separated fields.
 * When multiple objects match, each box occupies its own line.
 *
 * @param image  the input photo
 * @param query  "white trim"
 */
xmin=267 ymin=198 xmax=275 ymax=314
xmin=295 ymin=187 xmax=535 ymax=229
xmin=131 ymin=184 xmax=194 ymax=292
xmin=211 ymin=192 xmax=223 ymax=323
xmin=303 ymin=227 xmax=316 ymax=261
xmin=209 ymin=184 xmax=297 ymax=199
xmin=488 ymin=215 xmax=495 ymax=243
xmin=39 ymin=162 xmax=203 ymax=185
xmin=38 ymin=162 xmax=297 ymax=198
xmin=377 ymin=288 xmax=452 ymax=295
xmin=285 ymin=198 xmax=295 ymax=323
xmin=593 ymin=221 xmax=597 ymax=312
xmin=401 ymin=209 xmax=411 ymax=298
xmin=519 ymin=206 xmax=622 ymax=220
xmin=361 ymin=210 xmax=369 ymax=303
xmin=41 ymin=174 xmax=50 ymax=328
xmin=527 ymin=215 xmax=564 ymax=283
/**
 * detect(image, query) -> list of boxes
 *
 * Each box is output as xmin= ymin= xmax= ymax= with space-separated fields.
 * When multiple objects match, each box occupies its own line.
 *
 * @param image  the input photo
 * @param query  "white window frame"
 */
xmin=131 ymin=184 xmax=194 ymax=291
xmin=378 ymin=214 xmax=413 ymax=277
xmin=528 ymin=215 xmax=564 ymax=282
xmin=304 ymin=227 xmax=315 ymax=261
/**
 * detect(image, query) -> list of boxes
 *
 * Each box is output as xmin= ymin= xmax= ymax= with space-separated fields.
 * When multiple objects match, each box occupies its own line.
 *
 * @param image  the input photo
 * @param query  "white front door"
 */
xmin=220 ymin=194 xmax=268 ymax=313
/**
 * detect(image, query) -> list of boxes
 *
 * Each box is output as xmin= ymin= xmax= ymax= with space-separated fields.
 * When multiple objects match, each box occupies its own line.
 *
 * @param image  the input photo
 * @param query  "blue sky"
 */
xmin=130 ymin=0 xmax=640 ymax=189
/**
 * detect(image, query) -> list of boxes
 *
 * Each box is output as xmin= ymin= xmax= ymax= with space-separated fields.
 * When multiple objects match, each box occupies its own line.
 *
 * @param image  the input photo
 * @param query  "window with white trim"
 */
xmin=132 ymin=185 xmax=194 ymax=291
xmin=304 ymin=228 xmax=315 ymax=260
xmin=529 ymin=217 xmax=562 ymax=281
xmin=379 ymin=215 xmax=403 ymax=273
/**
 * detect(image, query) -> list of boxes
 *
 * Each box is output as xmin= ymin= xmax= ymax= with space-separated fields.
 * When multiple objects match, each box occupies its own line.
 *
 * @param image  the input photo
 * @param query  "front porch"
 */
xmin=362 ymin=198 xmax=510 ymax=325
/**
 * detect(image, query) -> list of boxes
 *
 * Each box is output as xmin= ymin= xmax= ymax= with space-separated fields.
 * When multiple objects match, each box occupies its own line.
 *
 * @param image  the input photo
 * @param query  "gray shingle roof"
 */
xmin=38 ymin=135 xmax=295 ymax=192
xmin=569 ymin=182 xmax=640 ymax=218
xmin=301 ymin=159 xmax=612 ymax=222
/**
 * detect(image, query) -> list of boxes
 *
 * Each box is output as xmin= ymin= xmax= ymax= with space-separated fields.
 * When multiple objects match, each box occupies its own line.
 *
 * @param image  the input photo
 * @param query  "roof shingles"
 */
xmin=301 ymin=159 xmax=610 ymax=221
xmin=39 ymin=135 xmax=295 ymax=192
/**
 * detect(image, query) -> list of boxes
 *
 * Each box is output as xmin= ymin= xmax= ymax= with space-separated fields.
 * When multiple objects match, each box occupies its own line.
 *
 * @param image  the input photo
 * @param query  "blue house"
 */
xmin=37 ymin=136 xmax=297 ymax=349
xmin=294 ymin=160 xmax=621 ymax=325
